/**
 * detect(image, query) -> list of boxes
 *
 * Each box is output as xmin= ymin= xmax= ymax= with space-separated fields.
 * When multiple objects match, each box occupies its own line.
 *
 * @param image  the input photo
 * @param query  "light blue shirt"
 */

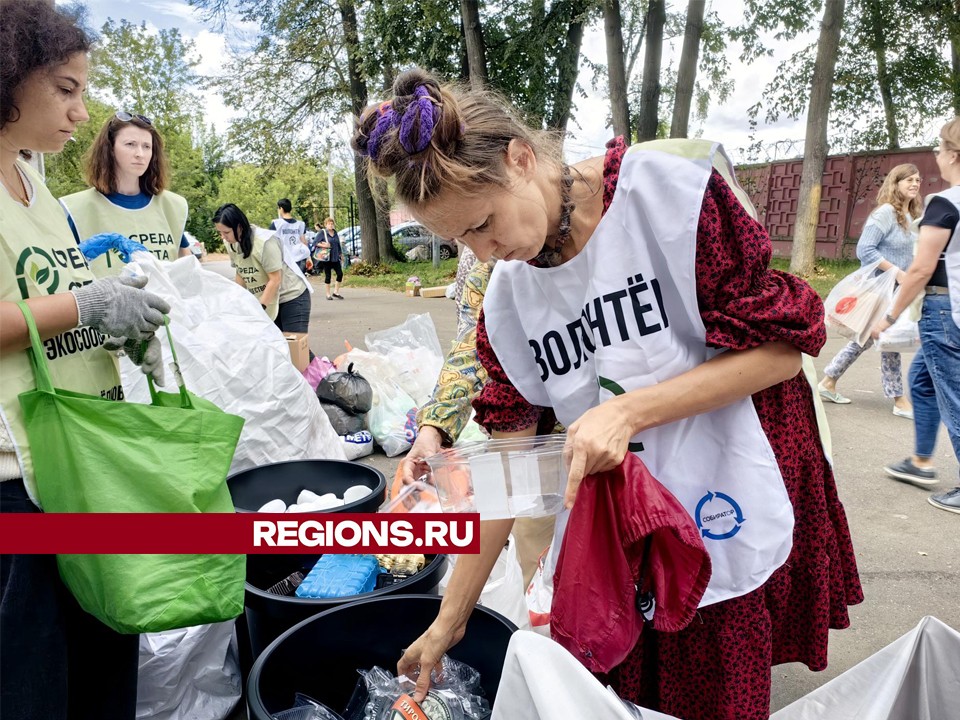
xmin=856 ymin=203 xmax=916 ymax=271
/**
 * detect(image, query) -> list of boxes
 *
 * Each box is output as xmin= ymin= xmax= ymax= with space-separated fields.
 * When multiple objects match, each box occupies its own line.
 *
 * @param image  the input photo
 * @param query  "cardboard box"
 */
xmin=404 ymin=284 xmax=421 ymax=297
xmin=420 ymin=285 xmax=448 ymax=298
xmin=284 ymin=332 xmax=310 ymax=372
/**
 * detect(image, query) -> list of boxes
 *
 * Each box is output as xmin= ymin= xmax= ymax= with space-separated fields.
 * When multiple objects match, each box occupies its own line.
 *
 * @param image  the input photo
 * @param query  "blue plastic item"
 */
xmin=78 ymin=233 xmax=150 ymax=263
xmin=295 ymin=555 xmax=382 ymax=599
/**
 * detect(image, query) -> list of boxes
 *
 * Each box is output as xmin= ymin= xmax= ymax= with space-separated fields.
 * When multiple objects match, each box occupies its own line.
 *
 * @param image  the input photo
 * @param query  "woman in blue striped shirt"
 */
xmin=818 ymin=164 xmax=922 ymax=419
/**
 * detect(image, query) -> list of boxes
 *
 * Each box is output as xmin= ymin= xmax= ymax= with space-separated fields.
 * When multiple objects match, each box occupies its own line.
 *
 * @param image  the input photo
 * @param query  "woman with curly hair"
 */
xmin=818 ymin=164 xmax=923 ymax=418
xmin=0 ymin=1 xmax=169 ymax=716
xmin=60 ymin=111 xmax=192 ymax=277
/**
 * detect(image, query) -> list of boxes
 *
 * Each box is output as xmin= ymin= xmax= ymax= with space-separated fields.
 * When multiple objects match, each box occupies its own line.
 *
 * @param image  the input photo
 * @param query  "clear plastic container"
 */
xmin=425 ymin=435 xmax=569 ymax=520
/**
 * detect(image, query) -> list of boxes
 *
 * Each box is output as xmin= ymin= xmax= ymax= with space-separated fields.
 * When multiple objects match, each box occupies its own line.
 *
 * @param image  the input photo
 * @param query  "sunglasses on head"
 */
xmin=115 ymin=111 xmax=153 ymax=126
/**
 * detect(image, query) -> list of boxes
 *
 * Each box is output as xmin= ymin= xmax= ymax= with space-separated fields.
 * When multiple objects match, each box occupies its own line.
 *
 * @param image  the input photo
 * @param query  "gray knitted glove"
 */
xmin=71 ymin=275 xmax=170 ymax=340
xmin=103 ymin=335 xmax=165 ymax=387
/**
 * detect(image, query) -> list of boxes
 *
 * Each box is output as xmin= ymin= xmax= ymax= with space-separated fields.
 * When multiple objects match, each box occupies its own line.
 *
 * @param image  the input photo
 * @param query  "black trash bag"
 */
xmin=316 ymin=363 xmax=373 ymax=415
xmin=318 ymin=401 xmax=365 ymax=436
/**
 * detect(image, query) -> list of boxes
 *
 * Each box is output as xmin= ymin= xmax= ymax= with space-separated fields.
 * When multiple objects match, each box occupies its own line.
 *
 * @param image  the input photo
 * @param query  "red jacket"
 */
xmin=551 ymin=453 xmax=712 ymax=673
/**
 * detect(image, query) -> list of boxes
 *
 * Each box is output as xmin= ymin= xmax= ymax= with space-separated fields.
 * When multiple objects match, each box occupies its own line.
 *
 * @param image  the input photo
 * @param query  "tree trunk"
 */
xmin=790 ymin=0 xmax=846 ymax=277
xmin=374 ymin=176 xmax=402 ymax=261
xmin=670 ymin=0 xmax=705 ymax=138
xmin=460 ymin=0 xmax=488 ymax=88
xmin=603 ymin=0 xmax=630 ymax=141
xmin=865 ymin=0 xmax=898 ymax=148
xmin=952 ymin=0 xmax=960 ymax=114
xmin=547 ymin=3 xmax=588 ymax=132
xmin=339 ymin=0 xmax=379 ymax=265
xmin=637 ymin=0 xmax=665 ymax=141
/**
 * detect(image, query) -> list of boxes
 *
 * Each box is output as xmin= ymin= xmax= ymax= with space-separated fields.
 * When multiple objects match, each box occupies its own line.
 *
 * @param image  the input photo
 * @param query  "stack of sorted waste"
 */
xmin=315 ymin=364 xmax=375 ymax=459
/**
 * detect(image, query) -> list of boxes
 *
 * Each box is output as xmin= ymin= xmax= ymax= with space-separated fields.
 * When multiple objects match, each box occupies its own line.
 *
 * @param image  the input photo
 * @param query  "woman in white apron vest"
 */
xmin=0 ymin=3 xmax=170 ymax=716
xmin=59 ymin=112 xmax=192 ymax=277
xmin=871 ymin=117 xmax=960 ymax=515
xmin=352 ymin=69 xmax=863 ymax=720
xmin=213 ymin=203 xmax=314 ymax=342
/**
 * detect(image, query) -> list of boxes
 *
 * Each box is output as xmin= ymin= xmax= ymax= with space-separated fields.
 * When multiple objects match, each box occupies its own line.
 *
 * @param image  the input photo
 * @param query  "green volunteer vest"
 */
xmin=224 ymin=227 xmax=282 ymax=320
xmin=59 ymin=187 xmax=188 ymax=277
xmin=0 ymin=161 xmax=122 ymax=502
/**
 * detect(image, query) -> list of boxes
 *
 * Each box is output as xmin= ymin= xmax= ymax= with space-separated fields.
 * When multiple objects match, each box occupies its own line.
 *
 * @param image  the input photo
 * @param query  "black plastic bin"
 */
xmin=247 ymin=594 xmax=517 ymax=719
xmin=243 ymin=553 xmax=448 ymax=660
xmin=228 ymin=459 xmax=389 ymax=679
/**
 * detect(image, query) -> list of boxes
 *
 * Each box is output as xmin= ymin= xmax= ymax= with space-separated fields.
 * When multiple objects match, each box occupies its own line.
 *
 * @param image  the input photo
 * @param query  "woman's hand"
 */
xmin=399 ymin=425 xmax=444 ymax=485
xmin=871 ymin=314 xmax=894 ymax=340
xmin=896 ymin=269 xmax=907 ymax=285
xmin=563 ymin=395 xmax=635 ymax=507
xmin=397 ymin=616 xmax=467 ymax=702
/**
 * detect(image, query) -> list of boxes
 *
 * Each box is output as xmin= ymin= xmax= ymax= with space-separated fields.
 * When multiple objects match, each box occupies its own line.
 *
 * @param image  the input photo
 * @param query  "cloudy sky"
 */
xmin=68 ymin=0 xmax=815 ymax=164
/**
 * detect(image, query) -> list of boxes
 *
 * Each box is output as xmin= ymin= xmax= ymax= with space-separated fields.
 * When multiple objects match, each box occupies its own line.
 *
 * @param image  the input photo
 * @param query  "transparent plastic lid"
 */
xmin=425 ymin=434 xmax=569 ymax=520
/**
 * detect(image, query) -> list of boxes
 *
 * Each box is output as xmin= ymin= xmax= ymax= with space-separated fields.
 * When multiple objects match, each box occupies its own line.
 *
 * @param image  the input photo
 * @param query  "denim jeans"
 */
xmin=909 ymin=348 xmax=941 ymax=458
xmin=918 ymin=294 xmax=960 ymax=472
xmin=0 ymin=480 xmax=139 ymax=719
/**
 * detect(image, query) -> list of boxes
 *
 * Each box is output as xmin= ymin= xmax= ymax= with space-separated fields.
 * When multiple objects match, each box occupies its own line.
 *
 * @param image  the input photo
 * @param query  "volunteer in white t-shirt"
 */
xmin=0 ymin=2 xmax=171 ymax=714
xmin=59 ymin=112 xmax=191 ymax=276
xmin=213 ymin=203 xmax=314 ymax=341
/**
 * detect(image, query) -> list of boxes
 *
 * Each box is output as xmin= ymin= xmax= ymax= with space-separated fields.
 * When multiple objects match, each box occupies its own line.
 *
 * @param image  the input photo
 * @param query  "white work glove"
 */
xmin=71 ymin=275 xmax=170 ymax=340
xmin=103 ymin=335 xmax=166 ymax=387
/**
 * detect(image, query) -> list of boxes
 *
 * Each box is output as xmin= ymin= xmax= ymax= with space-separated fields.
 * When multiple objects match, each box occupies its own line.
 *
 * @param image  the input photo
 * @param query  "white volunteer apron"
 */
xmin=273 ymin=216 xmax=311 ymax=264
xmin=485 ymin=140 xmax=794 ymax=606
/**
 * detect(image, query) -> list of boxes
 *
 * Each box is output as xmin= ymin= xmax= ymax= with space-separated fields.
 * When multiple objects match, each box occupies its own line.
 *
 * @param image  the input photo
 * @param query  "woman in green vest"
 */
xmin=0 ymin=1 xmax=171 ymax=717
xmin=59 ymin=111 xmax=192 ymax=277
xmin=213 ymin=203 xmax=315 ymax=338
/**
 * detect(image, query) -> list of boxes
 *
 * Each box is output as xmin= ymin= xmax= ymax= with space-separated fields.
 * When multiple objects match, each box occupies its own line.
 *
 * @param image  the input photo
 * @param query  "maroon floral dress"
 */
xmin=473 ymin=137 xmax=863 ymax=720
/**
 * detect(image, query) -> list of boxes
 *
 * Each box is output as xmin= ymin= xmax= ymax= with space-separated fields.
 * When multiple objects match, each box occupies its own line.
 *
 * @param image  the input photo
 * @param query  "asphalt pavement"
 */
xmin=208 ymin=264 xmax=959 ymax=715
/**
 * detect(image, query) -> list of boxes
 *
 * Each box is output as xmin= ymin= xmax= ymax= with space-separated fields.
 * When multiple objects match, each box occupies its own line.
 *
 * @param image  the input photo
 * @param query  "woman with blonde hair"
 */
xmin=873 ymin=119 xmax=960 ymax=514
xmin=818 ymin=163 xmax=922 ymax=417
xmin=60 ymin=111 xmax=191 ymax=276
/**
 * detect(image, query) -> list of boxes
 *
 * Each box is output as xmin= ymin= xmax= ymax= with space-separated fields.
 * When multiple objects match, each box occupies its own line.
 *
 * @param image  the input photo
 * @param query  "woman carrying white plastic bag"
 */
xmin=819 ymin=164 xmax=922 ymax=419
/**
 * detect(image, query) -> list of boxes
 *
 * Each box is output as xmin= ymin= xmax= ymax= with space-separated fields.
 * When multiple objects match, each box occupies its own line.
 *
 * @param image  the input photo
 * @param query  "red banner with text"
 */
xmin=0 ymin=513 xmax=480 ymax=554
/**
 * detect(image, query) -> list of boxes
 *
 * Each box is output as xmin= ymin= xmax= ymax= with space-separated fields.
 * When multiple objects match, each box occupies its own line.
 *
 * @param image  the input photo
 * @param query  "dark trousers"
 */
xmin=0 ymin=480 xmax=139 ymax=720
xmin=321 ymin=261 xmax=343 ymax=284
xmin=274 ymin=288 xmax=315 ymax=361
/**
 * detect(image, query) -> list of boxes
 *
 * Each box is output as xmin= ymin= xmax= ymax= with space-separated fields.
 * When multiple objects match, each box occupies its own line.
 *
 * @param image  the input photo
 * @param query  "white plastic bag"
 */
xmin=365 ymin=376 xmax=418 ymax=457
xmin=440 ymin=535 xmax=531 ymax=631
xmin=525 ymin=510 xmax=568 ymax=637
xmin=824 ymin=261 xmax=898 ymax=346
xmin=875 ymin=312 xmax=920 ymax=352
xmin=136 ymin=620 xmax=240 ymax=720
xmin=341 ymin=430 xmax=374 ymax=460
xmin=364 ymin=314 xmax=443 ymax=406
xmin=118 ymin=253 xmax=346 ymax=474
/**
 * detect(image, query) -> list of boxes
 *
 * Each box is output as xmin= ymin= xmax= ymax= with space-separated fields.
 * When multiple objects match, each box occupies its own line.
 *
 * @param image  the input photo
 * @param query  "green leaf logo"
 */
xmin=36 ymin=266 xmax=50 ymax=285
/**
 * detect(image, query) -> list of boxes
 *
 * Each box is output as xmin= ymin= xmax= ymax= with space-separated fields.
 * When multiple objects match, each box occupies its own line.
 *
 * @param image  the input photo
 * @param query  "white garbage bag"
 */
xmin=440 ymin=535 xmax=530 ymax=631
xmin=364 ymin=313 xmax=443 ymax=407
xmin=771 ymin=616 xmax=960 ymax=720
xmin=136 ymin=620 xmax=240 ymax=720
xmin=118 ymin=253 xmax=346 ymax=475
xmin=490 ymin=632 xmax=682 ymax=720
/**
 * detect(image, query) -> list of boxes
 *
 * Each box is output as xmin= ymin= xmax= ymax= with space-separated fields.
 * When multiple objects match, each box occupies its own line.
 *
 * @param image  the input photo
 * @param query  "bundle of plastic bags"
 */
xmin=824 ymin=261 xmax=898 ymax=346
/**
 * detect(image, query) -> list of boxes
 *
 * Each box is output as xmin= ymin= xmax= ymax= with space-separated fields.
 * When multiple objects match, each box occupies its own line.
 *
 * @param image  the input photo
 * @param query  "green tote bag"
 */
xmin=16 ymin=302 xmax=247 ymax=634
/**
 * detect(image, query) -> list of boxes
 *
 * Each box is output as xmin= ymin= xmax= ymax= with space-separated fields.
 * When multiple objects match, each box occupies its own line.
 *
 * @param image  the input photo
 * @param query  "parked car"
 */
xmin=183 ymin=231 xmax=205 ymax=260
xmin=339 ymin=226 xmax=361 ymax=258
xmin=391 ymin=221 xmax=457 ymax=260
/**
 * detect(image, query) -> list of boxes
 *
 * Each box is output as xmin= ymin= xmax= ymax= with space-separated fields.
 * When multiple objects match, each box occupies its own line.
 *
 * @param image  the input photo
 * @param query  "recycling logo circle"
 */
xmin=695 ymin=491 xmax=745 ymax=540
